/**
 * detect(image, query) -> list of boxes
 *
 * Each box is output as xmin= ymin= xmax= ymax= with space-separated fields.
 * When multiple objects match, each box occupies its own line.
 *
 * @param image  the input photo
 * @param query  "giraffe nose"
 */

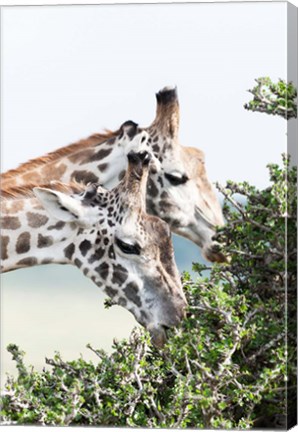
xmin=164 ymin=296 xmax=188 ymax=327
xmin=147 ymin=296 xmax=187 ymax=349
xmin=203 ymin=242 xmax=227 ymax=263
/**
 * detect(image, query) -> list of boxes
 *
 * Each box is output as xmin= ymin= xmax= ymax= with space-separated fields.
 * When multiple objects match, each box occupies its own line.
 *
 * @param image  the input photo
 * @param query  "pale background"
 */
xmin=0 ymin=1 xmax=290 ymax=391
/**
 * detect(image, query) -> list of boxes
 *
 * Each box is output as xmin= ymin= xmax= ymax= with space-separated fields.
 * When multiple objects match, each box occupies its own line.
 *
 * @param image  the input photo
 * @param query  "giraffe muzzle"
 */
xmin=147 ymin=300 xmax=187 ymax=348
xmin=203 ymin=242 xmax=227 ymax=263
xmin=149 ymin=326 xmax=168 ymax=349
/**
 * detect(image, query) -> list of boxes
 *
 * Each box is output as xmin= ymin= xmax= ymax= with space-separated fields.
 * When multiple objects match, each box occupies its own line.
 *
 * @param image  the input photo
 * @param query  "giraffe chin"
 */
xmin=149 ymin=326 xmax=168 ymax=349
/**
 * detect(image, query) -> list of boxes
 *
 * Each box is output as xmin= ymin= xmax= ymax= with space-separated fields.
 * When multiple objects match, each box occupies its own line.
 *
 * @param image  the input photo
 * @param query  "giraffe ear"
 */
xmin=33 ymin=187 xmax=97 ymax=227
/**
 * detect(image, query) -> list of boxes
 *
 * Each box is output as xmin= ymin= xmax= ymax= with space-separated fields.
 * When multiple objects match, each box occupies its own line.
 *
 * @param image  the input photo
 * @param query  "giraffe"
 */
xmin=1 ymin=146 xmax=187 ymax=348
xmin=1 ymin=86 xmax=225 ymax=262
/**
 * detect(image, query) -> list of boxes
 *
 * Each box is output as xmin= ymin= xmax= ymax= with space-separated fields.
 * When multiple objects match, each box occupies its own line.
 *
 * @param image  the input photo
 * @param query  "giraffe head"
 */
xmin=34 ymin=146 xmax=187 ymax=348
xmin=145 ymin=86 xmax=226 ymax=263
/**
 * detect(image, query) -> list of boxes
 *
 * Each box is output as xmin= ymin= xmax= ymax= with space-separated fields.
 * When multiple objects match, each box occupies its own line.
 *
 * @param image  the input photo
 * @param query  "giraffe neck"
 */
xmin=0 ymin=189 xmax=141 ymax=305
xmin=1 ymin=129 xmax=163 ymax=191
xmin=0 ymin=194 xmax=143 ymax=322
xmin=9 ymin=142 xmax=125 ymax=190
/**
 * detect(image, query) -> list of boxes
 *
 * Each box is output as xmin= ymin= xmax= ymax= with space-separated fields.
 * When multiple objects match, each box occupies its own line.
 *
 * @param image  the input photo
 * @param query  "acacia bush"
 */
xmin=244 ymin=77 xmax=297 ymax=119
xmin=1 ymin=154 xmax=296 ymax=428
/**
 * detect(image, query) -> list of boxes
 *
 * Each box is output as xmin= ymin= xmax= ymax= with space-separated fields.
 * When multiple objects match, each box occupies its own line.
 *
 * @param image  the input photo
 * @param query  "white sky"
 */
xmin=0 ymin=2 xmax=291 ymax=383
xmin=1 ymin=2 xmax=288 ymax=189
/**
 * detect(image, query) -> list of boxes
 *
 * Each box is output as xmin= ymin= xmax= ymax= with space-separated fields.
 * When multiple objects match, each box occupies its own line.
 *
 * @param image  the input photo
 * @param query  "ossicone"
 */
xmin=156 ymin=86 xmax=178 ymax=105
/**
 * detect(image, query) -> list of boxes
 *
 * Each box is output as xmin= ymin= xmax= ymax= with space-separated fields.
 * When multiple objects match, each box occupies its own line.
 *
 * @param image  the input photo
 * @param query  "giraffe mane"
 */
xmin=1 ymin=129 xmax=120 ymax=181
xmin=1 ymin=181 xmax=86 ymax=200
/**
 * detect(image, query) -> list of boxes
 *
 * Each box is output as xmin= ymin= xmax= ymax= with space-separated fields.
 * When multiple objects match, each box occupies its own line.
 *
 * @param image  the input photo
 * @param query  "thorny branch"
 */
xmin=244 ymin=77 xmax=297 ymax=119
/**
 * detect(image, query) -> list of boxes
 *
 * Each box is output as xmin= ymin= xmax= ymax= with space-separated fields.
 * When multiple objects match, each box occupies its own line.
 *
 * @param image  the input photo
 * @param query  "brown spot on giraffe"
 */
xmin=95 ymin=262 xmax=109 ymax=280
xmin=71 ymin=170 xmax=99 ymax=184
xmin=1 ymin=235 xmax=9 ymax=260
xmin=118 ymin=297 xmax=127 ymax=307
xmin=27 ymin=212 xmax=49 ymax=228
xmin=17 ymin=257 xmax=38 ymax=267
xmin=47 ymin=221 xmax=66 ymax=231
xmin=160 ymin=191 xmax=168 ymax=199
xmin=118 ymin=170 xmax=126 ymax=181
xmin=22 ymin=171 xmax=44 ymax=184
xmin=74 ymin=258 xmax=82 ymax=268
xmin=89 ymin=147 xmax=113 ymax=162
xmin=37 ymin=233 xmax=54 ymax=248
xmin=124 ymin=282 xmax=142 ymax=307
xmin=68 ymin=148 xmax=95 ymax=164
xmin=1 ymin=216 xmax=21 ymax=230
xmin=105 ymin=286 xmax=118 ymax=298
xmin=11 ymin=201 xmax=24 ymax=213
xmin=43 ymin=163 xmax=67 ymax=180
xmin=4 ymin=201 xmax=24 ymax=214
xmin=79 ymin=239 xmax=92 ymax=257
xmin=98 ymin=163 xmax=108 ymax=172
xmin=111 ymin=263 xmax=128 ymax=285
xmin=41 ymin=258 xmax=52 ymax=265
xmin=88 ymin=247 xmax=105 ymax=264
xmin=16 ymin=232 xmax=31 ymax=254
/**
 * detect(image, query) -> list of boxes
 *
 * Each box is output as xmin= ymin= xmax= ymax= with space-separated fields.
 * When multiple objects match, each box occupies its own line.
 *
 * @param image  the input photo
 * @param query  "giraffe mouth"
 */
xmin=149 ymin=325 xmax=168 ymax=349
xmin=203 ymin=242 xmax=227 ymax=263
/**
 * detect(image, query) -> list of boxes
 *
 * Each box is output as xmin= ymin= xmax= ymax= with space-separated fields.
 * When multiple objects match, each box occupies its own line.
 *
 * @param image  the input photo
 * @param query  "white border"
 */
xmin=0 ymin=0 xmax=297 ymax=8
xmin=0 ymin=1 xmax=297 ymax=431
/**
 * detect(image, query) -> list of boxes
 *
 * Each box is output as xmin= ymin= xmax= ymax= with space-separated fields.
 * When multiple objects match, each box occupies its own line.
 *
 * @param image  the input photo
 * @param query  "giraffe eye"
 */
xmin=165 ymin=173 xmax=189 ymax=186
xmin=115 ymin=238 xmax=141 ymax=255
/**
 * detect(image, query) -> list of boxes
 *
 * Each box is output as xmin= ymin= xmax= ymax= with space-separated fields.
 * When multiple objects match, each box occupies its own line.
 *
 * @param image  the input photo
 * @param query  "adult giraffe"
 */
xmin=1 ymin=87 xmax=225 ymax=262
xmin=1 ymin=147 xmax=187 ymax=348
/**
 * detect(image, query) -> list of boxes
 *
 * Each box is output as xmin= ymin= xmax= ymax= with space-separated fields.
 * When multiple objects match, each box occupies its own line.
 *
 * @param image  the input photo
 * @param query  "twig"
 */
xmin=217 ymin=183 xmax=272 ymax=233
xmin=247 ymin=333 xmax=285 ymax=363
xmin=148 ymin=396 xmax=165 ymax=422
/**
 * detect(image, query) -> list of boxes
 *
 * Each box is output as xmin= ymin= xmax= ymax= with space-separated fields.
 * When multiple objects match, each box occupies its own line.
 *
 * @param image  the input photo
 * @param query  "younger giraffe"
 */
xmin=1 ymin=148 xmax=187 ymax=348
xmin=1 ymin=86 xmax=225 ymax=262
